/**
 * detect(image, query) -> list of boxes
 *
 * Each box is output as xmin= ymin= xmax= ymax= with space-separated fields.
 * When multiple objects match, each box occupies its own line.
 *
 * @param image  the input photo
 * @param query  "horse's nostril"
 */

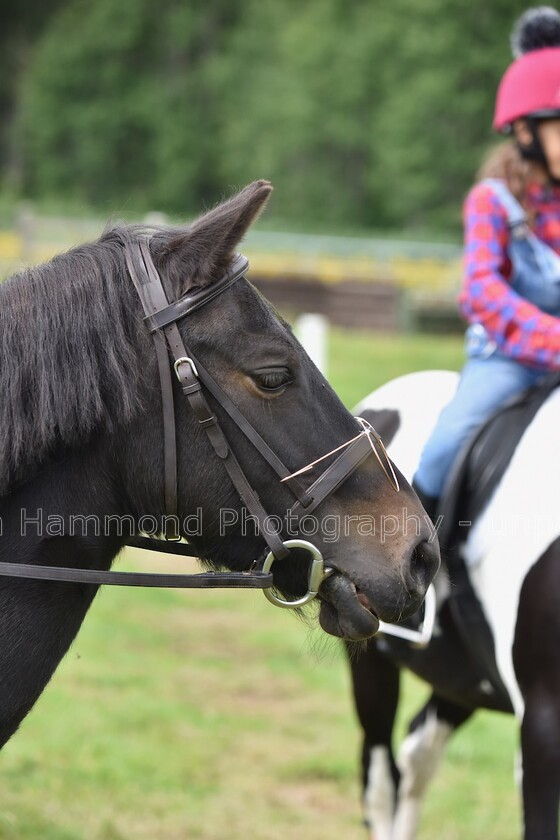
xmin=409 ymin=538 xmax=440 ymax=591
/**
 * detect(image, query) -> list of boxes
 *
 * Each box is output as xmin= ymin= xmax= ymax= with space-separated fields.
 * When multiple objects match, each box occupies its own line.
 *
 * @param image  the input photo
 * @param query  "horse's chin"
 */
xmin=318 ymin=573 xmax=380 ymax=640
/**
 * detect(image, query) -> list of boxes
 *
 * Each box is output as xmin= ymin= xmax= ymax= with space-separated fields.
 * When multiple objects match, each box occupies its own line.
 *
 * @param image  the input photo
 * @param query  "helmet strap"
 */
xmin=516 ymin=118 xmax=560 ymax=185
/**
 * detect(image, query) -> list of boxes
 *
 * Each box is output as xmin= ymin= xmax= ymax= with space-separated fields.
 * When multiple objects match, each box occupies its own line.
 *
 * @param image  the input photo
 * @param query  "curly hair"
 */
xmin=476 ymin=140 xmax=537 ymax=223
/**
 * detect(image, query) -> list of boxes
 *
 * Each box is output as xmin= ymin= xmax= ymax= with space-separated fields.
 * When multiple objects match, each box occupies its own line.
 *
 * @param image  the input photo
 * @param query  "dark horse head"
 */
xmin=0 ymin=182 xmax=438 ymax=659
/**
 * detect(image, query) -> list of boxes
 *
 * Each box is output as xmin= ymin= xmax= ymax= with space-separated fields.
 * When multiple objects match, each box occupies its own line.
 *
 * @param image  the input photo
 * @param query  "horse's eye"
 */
xmin=252 ymin=368 xmax=294 ymax=393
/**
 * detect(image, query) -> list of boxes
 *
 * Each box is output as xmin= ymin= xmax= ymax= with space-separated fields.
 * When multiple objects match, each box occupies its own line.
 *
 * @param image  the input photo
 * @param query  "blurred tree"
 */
xmin=21 ymin=0 xmax=241 ymax=210
xmin=368 ymin=0 xmax=529 ymax=230
xmin=213 ymin=0 xmax=397 ymax=226
xmin=0 ymin=0 xmax=65 ymax=192
xmin=13 ymin=0 xmax=533 ymax=231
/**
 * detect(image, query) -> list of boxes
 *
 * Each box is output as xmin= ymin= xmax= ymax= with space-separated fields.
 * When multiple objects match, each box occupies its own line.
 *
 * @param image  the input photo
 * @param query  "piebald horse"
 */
xmin=349 ymin=369 xmax=560 ymax=840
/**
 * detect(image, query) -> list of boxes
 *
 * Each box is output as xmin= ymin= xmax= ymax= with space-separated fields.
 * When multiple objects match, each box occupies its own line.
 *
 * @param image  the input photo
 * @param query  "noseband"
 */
xmin=0 ymin=239 xmax=398 ymax=609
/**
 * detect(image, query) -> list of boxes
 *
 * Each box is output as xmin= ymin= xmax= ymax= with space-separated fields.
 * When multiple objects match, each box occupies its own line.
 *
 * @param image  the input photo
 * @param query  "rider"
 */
xmin=413 ymin=6 xmax=560 ymax=520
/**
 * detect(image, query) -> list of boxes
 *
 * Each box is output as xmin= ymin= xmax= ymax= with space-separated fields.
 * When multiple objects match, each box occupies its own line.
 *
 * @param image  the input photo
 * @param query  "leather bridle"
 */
xmin=0 ymin=238 xmax=399 ymax=609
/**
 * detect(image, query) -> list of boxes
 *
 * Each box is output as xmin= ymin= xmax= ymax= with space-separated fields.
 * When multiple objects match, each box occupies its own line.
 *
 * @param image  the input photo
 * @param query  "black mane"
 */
xmin=0 ymin=226 xmax=156 ymax=492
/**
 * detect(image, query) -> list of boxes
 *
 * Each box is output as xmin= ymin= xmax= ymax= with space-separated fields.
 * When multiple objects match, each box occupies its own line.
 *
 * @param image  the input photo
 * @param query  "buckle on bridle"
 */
xmin=174 ymin=356 xmax=199 ymax=380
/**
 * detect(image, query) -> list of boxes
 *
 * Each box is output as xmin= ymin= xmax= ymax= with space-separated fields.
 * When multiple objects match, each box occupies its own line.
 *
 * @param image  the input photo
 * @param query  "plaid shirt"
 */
xmin=459 ymin=179 xmax=560 ymax=369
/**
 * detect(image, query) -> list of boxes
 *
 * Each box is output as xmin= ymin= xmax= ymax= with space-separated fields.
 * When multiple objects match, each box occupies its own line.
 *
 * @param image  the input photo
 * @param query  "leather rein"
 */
xmin=0 ymin=239 xmax=399 ymax=609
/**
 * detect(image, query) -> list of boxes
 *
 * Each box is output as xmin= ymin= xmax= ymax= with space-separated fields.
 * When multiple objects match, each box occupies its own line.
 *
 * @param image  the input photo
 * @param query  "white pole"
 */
xmin=295 ymin=313 xmax=328 ymax=377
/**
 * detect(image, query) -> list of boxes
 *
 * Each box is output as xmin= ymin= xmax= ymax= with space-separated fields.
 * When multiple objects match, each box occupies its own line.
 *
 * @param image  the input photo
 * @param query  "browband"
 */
xmin=144 ymin=253 xmax=249 ymax=332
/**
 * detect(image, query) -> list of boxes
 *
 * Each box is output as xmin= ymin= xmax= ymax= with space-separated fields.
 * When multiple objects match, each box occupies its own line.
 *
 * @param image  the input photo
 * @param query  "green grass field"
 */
xmin=0 ymin=330 xmax=521 ymax=840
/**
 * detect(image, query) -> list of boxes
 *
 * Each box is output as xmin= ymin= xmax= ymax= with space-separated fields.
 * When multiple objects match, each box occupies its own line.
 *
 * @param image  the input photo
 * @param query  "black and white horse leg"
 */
xmin=392 ymin=693 xmax=473 ymax=840
xmin=346 ymin=640 xmax=401 ymax=840
xmin=514 ymin=538 xmax=560 ymax=840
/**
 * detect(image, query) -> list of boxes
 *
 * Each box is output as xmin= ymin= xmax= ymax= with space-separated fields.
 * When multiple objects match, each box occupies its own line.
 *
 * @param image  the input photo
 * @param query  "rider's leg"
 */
xmin=413 ymin=354 xmax=544 ymax=506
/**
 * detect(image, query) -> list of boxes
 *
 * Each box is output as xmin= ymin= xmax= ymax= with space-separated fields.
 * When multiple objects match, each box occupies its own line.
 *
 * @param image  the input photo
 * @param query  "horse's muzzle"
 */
xmin=318 ymin=573 xmax=380 ymax=640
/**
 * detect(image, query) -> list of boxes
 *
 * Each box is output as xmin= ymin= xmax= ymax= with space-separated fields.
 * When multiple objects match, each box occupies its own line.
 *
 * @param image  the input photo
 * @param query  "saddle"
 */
xmin=436 ymin=371 xmax=560 ymax=707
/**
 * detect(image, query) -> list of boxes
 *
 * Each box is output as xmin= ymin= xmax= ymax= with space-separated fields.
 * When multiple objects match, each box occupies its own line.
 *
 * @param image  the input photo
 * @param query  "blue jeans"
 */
xmin=414 ymin=355 xmax=545 ymax=498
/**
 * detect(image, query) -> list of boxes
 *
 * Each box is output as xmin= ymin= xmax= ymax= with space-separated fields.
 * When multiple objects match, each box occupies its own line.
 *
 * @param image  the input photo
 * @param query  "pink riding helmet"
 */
xmin=494 ymin=47 xmax=560 ymax=132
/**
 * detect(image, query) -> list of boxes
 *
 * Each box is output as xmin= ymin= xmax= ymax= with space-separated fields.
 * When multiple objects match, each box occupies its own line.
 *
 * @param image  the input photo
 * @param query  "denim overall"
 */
xmin=415 ymin=178 xmax=560 ymax=498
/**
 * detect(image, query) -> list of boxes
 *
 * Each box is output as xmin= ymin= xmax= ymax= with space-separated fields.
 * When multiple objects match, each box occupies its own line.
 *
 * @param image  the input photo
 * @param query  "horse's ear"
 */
xmin=159 ymin=180 xmax=273 ymax=293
